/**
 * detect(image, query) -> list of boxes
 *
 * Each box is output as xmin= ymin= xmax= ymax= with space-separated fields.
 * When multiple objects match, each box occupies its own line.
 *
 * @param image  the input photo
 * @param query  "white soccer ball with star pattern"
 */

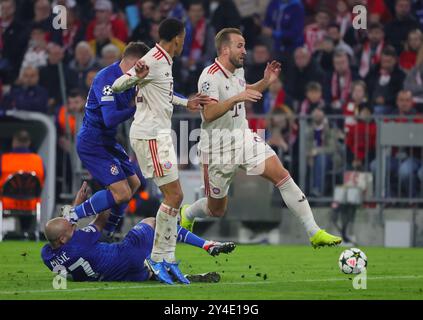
xmin=338 ymin=248 xmax=367 ymax=274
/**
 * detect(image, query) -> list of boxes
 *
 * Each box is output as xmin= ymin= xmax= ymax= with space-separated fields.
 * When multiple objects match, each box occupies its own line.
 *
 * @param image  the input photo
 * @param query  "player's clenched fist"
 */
xmin=235 ymin=89 xmax=262 ymax=103
xmin=134 ymin=59 xmax=149 ymax=78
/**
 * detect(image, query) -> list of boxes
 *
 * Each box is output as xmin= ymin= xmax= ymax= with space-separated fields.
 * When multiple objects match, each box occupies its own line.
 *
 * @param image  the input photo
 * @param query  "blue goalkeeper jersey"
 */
xmin=78 ymin=61 xmax=136 ymax=146
xmin=41 ymin=223 xmax=153 ymax=282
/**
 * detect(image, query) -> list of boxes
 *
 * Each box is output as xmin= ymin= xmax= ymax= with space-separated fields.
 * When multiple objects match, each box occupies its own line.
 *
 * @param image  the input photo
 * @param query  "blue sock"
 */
xmin=74 ymin=189 xmax=116 ymax=219
xmin=104 ymin=203 xmax=128 ymax=235
xmin=177 ymin=225 xmax=206 ymax=248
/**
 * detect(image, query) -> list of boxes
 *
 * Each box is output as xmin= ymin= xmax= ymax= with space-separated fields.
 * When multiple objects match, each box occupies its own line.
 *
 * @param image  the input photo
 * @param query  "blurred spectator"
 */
xmin=32 ymin=0 xmax=54 ymax=33
xmin=300 ymin=82 xmax=327 ymax=115
xmin=69 ymin=41 xmax=99 ymax=91
xmin=100 ymin=43 xmax=121 ymax=67
xmin=345 ymin=105 xmax=376 ymax=170
xmin=2 ymin=65 xmax=48 ymax=113
xmin=335 ymin=0 xmax=351 ymax=37
xmin=404 ymin=55 xmax=423 ymax=112
xmin=384 ymin=0 xmax=420 ymax=55
xmin=382 ymin=90 xmax=423 ymax=197
xmin=19 ymin=24 xmax=49 ymax=74
xmin=305 ymin=108 xmax=340 ymax=196
xmin=39 ymin=43 xmax=78 ymax=111
xmin=0 ymin=0 xmax=30 ymax=83
xmin=304 ymin=8 xmax=330 ymax=53
xmin=130 ymin=0 xmax=158 ymax=42
xmin=313 ymin=36 xmax=335 ymax=72
xmin=343 ymin=80 xmax=369 ymax=133
xmin=0 ymin=130 xmax=45 ymax=235
xmin=245 ymin=40 xmax=273 ymax=113
xmin=357 ymin=22 xmax=385 ymax=79
xmin=57 ymin=89 xmax=85 ymax=152
xmin=210 ymin=0 xmax=242 ymax=33
xmin=399 ymin=29 xmax=423 ymax=72
xmin=267 ymin=106 xmax=296 ymax=155
xmin=181 ymin=0 xmax=215 ymax=94
xmin=141 ymin=19 xmax=161 ymax=48
xmin=366 ymin=46 xmax=406 ymax=114
xmin=245 ymin=101 xmax=266 ymax=133
xmin=53 ymin=3 xmax=85 ymax=59
xmin=262 ymin=78 xmax=286 ymax=115
xmin=160 ymin=0 xmax=186 ymax=21
xmin=85 ymin=0 xmax=128 ymax=43
xmin=326 ymin=50 xmax=357 ymax=115
xmin=89 ymin=22 xmax=126 ymax=58
xmin=84 ymin=67 xmax=100 ymax=93
xmin=327 ymin=23 xmax=354 ymax=60
xmin=262 ymin=0 xmax=305 ymax=56
xmin=284 ymin=46 xmax=325 ymax=107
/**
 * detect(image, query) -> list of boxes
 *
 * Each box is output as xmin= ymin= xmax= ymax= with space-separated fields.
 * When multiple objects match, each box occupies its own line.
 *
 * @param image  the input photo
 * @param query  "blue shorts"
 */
xmin=77 ymin=137 xmax=136 ymax=187
xmin=120 ymin=222 xmax=155 ymax=282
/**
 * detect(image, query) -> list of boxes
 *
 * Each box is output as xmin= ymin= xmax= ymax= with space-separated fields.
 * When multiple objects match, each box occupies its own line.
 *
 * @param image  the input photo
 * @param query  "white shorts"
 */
xmin=130 ymin=135 xmax=178 ymax=187
xmin=199 ymin=132 xmax=276 ymax=199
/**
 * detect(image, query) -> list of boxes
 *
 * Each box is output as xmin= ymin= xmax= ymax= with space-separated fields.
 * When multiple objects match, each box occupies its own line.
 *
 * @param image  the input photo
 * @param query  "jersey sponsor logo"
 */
xmin=110 ymin=164 xmax=120 ymax=176
xmin=102 ymin=85 xmax=113 ymax=96
xmin=163 ymin=161 xmax=172 ymax=170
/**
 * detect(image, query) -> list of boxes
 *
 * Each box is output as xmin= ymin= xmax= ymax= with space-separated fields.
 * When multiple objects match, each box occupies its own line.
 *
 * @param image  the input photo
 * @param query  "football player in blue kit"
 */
xmin=62 ymin=42 xmax=151 ymax=240
xmin=42 ymin=182 xmax=235 ymax=283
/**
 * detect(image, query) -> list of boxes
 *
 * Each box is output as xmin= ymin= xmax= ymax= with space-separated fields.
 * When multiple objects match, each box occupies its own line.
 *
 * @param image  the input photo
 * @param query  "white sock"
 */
xmin=150 ymin=204 xmax=178 ymax=263
xmin=184 ymin=198 xmax=209 ymax=221
xmin=277 ymin=176 xmax=320 ymax=237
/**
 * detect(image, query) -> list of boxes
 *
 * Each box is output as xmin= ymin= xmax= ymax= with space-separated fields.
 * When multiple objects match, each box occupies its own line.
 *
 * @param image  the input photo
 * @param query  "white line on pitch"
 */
xmin=0 ymin=275 xmax=422 ymax=295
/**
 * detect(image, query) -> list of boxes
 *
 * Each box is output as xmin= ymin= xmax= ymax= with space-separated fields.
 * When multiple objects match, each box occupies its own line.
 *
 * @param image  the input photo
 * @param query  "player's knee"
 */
xmin=111 ymin=187 xmax=132 ymax=204
xmin=208 ymin=207 xmax=226 ymax=218
xmin=141 ymin=217 xmax=156 ymax=229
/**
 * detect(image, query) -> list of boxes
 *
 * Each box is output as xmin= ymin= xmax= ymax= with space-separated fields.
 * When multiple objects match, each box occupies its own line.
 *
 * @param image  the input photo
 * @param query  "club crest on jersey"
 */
xmin=102 ymin=85 xmax=113 ymax=96
xmin=212 ymin=187 xmax=221 ymax=195
xmin=110 ymin=164 xmax=119 ymax=176
xmin=163 ymin=161 xmax=172 ymax=170
xmin=201 ymin=81 xmax=210 ymax=94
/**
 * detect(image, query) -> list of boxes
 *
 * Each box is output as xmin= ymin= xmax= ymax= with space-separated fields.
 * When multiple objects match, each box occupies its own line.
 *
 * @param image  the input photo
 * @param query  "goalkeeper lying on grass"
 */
xmin=41 ymin=182 xmax=235 ymax=284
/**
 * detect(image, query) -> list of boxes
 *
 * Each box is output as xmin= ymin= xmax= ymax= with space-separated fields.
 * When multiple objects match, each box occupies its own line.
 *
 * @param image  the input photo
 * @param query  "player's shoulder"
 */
xmin=200 ymin=62 xmax=222 ymax=81
xmin=144 ymin=45 xmax=171 ymax=66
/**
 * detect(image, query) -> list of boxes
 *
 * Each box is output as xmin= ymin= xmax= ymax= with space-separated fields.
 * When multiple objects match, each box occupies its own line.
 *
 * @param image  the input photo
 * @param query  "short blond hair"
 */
xmin=215 ymin=28 xmax=242 ymax=54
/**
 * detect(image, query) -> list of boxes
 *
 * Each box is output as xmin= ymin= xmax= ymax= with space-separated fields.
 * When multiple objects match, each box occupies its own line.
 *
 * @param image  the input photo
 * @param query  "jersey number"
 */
xmin=68 ymin=258 xmax=98 ymax=278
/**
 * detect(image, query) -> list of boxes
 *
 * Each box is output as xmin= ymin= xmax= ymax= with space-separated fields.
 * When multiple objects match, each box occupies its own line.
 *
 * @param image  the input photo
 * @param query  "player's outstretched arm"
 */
xmin=247 ymin=60 xmax=281 ymax=93
xmin=202 ymin=89 xmax=262 ymax=123
xmin=112 ymin=60 xmax=150 ymax=93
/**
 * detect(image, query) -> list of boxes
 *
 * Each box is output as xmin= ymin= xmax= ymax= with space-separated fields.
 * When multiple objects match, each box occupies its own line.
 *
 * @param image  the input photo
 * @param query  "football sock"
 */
xmin=176 ymin=225 xmax=206 ymax=248
xmin=151 ymin=203 xmax=178 ymax=263
xmin=184 ymin=198 xmax=209 ymax=221
xmin=73 ymin=189 xmax=116 ymax=220
xmin=104 ymin=203 xmax=128 ymax=235
xmin=277 ymin=176 xmax=320 ymax=237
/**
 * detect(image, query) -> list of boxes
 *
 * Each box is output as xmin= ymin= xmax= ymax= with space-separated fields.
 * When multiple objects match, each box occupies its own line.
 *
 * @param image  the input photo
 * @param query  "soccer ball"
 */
xmin=338 ymin=248 xmax=367 ymax=274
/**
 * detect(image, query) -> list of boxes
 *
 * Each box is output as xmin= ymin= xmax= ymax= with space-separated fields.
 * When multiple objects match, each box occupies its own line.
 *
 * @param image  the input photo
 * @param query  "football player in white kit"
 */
xmin=112 ymin=18 xmax=214 ymax=285
xmin=180 ymin=28 xmax=342 ymax=248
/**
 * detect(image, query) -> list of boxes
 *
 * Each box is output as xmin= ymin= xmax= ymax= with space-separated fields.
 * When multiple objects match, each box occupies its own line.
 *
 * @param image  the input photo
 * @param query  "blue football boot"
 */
xmin=145 ymin=257 xmax=174 ymax=285
xmin=165 ymin=260 xmax=190 ymax=284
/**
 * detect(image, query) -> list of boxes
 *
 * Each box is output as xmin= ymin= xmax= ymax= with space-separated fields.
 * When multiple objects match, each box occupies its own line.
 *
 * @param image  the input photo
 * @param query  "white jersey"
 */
xmin=198 ymin=59 xmax=250 ymax=153
xmin=129 ymin=44 xmax=174 ymax=139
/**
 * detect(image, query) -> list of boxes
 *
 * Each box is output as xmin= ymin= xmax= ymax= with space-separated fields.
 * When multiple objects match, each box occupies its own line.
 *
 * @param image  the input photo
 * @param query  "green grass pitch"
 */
xmin=0 ymin=241 xmax=423 ymax=300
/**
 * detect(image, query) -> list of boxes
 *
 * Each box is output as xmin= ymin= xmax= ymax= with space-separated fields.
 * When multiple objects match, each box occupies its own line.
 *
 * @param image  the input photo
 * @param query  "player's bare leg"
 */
xmin=260 ymin=155 xmax=341 ymax=248
xmin=103 ymin=175 xmax=141 ymax=238
xmin=148 ymin=179 xmax=189 ymax=284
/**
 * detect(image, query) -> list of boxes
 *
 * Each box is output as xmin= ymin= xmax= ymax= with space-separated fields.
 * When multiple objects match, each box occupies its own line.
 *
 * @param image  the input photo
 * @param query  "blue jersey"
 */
xmin=41 ymin=223 xmax=154 ymax=282
xmin=78 ymin=61 xmax=136 ymax=146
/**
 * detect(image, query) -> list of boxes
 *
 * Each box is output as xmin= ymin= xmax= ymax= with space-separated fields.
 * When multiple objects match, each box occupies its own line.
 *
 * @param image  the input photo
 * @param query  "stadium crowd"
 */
xmin=1 ymin=0 xmax=423 ymax=201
